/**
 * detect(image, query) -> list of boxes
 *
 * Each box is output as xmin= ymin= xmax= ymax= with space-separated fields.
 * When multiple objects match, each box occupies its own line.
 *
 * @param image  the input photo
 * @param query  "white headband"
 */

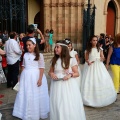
xmin=56 ymin=43 xmax=68 ymax=47
xmin=29 ymin=38 xmax=36 ymax=44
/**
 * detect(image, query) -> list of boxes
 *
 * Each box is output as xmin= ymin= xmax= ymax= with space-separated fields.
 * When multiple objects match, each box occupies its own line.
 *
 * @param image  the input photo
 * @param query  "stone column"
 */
xmin=44 ymin=0 xmax=83 ymax=50
xmin=64 ymin=0 xmax=70 ymax=38
xmin=76 ymin=0 xmax=83 ymax=50
xmin=44 ymin=0 xmax=51 ymax=32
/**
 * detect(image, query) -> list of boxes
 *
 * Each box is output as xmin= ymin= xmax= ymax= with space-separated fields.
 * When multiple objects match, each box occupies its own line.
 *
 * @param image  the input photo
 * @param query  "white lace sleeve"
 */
xmin=71 ymin=57 xmax=78 ymax=67
xmin=74 ymin=51 xmax=77 ymax=55
xmin=38 ymin=53 xmax=45 ymax=68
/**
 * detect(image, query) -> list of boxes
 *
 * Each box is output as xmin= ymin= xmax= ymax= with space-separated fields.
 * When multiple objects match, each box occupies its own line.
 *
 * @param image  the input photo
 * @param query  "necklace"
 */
xmin=28 ymin=52 xmax=35 ymax=60
xmin=28 ymin=53 xmax=31 ymax=60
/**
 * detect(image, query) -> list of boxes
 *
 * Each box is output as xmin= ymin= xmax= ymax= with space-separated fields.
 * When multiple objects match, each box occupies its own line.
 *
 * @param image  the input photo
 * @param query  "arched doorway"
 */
xmin=34 ymin=12 xmax=40 ymax=30
xmin=106 ymin=1 xmax=116 ymax=37
xmin=34 ymin=0 xmax=44 ymax=33
xmin=34 ymin=0 xmax=44 ymax=51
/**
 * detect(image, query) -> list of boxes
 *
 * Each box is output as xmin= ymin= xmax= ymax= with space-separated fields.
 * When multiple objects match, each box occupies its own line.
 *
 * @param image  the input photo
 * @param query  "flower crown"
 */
xmin=65 ymin=39 xmax=71 ymax=44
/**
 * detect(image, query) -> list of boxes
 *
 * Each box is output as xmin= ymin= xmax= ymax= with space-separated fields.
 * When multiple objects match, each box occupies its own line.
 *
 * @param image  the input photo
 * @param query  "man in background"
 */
xmin=22 ymin=24 xmax=45 ymax=53
xmin=5 ymin=32 xmax=22 ymax=88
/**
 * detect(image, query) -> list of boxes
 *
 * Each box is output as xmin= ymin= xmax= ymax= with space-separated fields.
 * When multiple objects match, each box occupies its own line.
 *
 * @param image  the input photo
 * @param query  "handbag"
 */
xmin=13 ymin=82 xmax=19 ymax=92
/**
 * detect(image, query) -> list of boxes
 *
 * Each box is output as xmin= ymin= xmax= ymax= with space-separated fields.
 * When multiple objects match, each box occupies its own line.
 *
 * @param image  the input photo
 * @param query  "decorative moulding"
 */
xmin=44 ymin=2 xmax=83 ymax=7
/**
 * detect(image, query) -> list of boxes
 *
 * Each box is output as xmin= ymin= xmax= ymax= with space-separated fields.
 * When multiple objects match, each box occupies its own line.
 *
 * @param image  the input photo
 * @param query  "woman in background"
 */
xmin=48 ymin=29 xmax=54 ymax=52
xmin=106 ymin=33 xmax=120 ymax=94
xmin=44 ymin=29 xmax=49 ymax=53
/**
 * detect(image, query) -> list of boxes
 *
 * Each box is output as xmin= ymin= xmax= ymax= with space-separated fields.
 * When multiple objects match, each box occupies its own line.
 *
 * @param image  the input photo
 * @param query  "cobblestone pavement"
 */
xmin=0 ymin=60 xmax=120 ymax=120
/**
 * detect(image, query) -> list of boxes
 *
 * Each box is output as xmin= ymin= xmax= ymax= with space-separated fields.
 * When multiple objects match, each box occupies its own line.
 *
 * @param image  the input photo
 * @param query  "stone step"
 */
xmin=44 ymin=56 xmax=53 ymax=62
xmin=41 ymin=52 xmax=54 ymax=62
xmin=41 ymin=51 xmax=54 ymax=56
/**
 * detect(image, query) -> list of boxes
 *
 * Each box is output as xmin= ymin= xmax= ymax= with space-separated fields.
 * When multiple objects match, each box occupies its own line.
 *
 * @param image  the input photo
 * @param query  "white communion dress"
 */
xmin=70 ymin=49 xmax=81 ymax=89
xmin=50 ymin=57 xmax=86 ymax=120
xmin=13 ymin=53 xmax=49 ymax=120
xmin=81 ymin=48 xmax=117 ymax=107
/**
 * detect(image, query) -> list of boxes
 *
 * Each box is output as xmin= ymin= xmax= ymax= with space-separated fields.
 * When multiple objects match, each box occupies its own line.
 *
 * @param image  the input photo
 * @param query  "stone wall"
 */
xmin=28 ymin=0 xmax=40 ymax=24
xmin=27 ymin=0 xmax=120 ymax=50
xmin=93 ymin=0 xmax=120 ymax=36
xmin=44 ymin=0 xmax=84 ymax=50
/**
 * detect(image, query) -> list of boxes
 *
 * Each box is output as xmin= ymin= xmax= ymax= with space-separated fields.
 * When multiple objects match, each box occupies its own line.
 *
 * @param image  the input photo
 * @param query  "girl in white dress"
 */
xmin=13 ymin=38 xmax=49 ymax=120
xmin=81 ymin=35 xmax=117 ymax=107
xmin=49 ymin=40 xmax=86 ymax=120
xmin=65 ymin=38 xmax=81 ymax=89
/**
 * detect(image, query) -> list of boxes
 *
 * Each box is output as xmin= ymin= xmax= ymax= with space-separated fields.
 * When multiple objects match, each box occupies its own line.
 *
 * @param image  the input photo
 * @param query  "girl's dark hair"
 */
xmin=27 ymin=40 xmax=40 ymax=61
xmin=100 ymin=33 xmax=105 ymax=39
xmin=50 ymin=29 xmax=54 ymax=34
xmin=113 ymin=33 xmax=120 ymax=47
xmin=27 ymin=24 xmax=35 ymax=34
xmin=9 ymin=31 xmax=17 ymax=39
xmin=51 ymin=40 xmax=71 ymax=69
xmin=86 ymin=35 xmax=99 ymax=54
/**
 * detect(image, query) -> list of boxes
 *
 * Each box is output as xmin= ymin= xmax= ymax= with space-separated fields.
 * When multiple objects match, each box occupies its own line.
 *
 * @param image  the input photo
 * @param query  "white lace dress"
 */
xmin=13 ymin=53 xmax=49 ymax=120
xmin=50 ymin=58 xmax=86 ymax=120
xmin=81 ymin=48 xmax=117 ymax=107
xmin=70 ymin=49 xmax=81 ymax=89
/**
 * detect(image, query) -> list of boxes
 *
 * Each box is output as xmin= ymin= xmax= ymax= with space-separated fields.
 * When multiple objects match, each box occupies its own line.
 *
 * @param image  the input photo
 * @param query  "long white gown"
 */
xmin=70 ymin=49 xmax=81 ymax=89
xmin=50 ymin=58 xmax=86 ymax=120
xmin=81 ymin=48 xmax=117 ymax=107
xmin=13 ymin=53 xmax=49 ymax=120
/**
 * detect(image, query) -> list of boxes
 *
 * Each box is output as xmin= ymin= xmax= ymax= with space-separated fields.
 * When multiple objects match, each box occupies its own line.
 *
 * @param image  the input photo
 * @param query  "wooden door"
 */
xmin=106 ymin=1 xmax=116 ymax=37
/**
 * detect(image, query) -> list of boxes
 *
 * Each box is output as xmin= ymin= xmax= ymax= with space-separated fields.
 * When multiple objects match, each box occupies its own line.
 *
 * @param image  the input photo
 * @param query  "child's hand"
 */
xmin=88 ymin=61 xmax=94 ymax=65
xmin=100 ymin=57 xmax=104 ymax=61
xmin=37 ymin=80 xmax=42 ymax=87
xmin=50 ymin=73 xmax=58 ymax=80
xmin=105 ymin=65 xmax=109 ymax=70
xmin=63 ymin=74 xmax=71 ymax=81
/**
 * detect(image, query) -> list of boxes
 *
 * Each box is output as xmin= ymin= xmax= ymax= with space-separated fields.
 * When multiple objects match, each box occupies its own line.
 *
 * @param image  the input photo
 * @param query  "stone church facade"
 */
xmin=28 ymin=0 xmax=120 ymax=50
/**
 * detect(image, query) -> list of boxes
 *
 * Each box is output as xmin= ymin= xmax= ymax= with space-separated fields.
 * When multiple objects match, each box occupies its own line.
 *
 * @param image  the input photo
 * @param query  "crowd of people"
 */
xmin=0 ymin=25 xmax=120 ymax=120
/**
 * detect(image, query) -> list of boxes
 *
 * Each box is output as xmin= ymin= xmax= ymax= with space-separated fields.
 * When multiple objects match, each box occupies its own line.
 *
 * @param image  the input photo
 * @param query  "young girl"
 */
xmin=49 ymin=40 xmax=86 ymax=120
xmin=13 ymin=38 xmax=49 ymax=120
xmin=44 ymin=29 xmax=49 ymax=53
xmin=48 ymin=29 xmax=53 ymax=52
xmin=65 ymin=38 xmax=81 ymax=89
xmin=81 ymin=35 xmax=117 ymax=107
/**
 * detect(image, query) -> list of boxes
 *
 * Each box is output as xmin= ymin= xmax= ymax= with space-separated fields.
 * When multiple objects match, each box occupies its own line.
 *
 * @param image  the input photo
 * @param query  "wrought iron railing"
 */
xmin=0 ymin=0 xmax=27 ymax=33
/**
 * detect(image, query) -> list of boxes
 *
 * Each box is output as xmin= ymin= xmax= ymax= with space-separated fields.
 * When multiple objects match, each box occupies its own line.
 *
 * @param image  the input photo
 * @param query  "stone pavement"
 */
xmin=0 ymin=60 xmax=120 ymax=120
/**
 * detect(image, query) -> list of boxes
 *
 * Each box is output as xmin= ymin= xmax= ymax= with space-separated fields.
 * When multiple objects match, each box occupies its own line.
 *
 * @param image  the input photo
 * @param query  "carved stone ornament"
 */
xmin=44 ymin=2 xmax=83 ymax=7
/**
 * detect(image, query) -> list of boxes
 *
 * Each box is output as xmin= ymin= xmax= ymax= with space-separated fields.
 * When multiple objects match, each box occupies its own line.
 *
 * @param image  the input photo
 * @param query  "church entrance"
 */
xmin=106 ymin=1 xmax=116 ymax=37
xmin=34 ymin=0 xmax=44 ymax=51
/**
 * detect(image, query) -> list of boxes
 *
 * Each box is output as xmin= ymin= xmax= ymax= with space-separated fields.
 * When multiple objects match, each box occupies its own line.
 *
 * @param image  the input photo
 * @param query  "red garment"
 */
xmin=2 ymin=56 xmax=7 ymax=68
xmin=19 ymin=41 xmax=24 ymax=66
xmin=20 ymin=41 xmax=24 ymax=49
